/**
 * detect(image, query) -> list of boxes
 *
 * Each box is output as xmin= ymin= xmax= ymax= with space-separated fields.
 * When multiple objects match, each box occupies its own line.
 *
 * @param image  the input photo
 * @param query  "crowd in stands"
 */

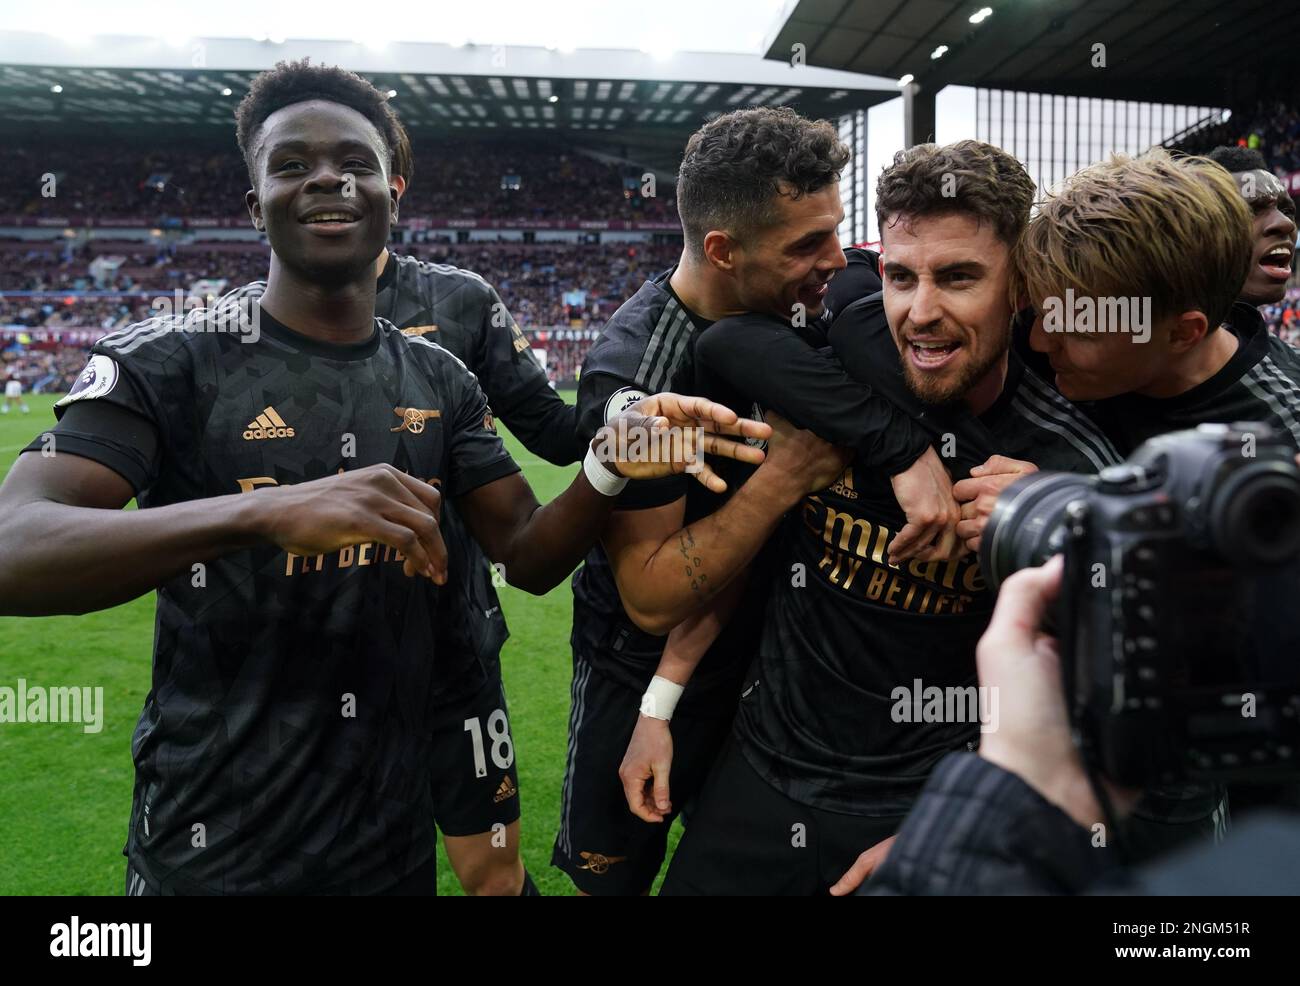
xmin=5 ymin=234 xmax=1300 ymax=388
xmin=0 ymin=139 xmax=677 ymax=225
xmin=534 ymin=337 xmax=590 ymax=384
xmin=0 ymin=244 xmax=269 ymax=293
xmin=5 ymin=112 xmax=1300 ymax=392
xmin=1171 ymin=100 xmax=1300 ymax=174
xmin=0 ymin=239 xmax=682 ymax=386
xmin=2 ymin=345 xmax=91 ymax=394
xmin=0 ymin=140 xmax=249 ymax=220
xmin=1262 ymin=288 xmax=1300 ymax=347
xmin=400 ymin=146 xmax=677 ymax=222
xmin=406 ymin=241 xmax=679 ymax=328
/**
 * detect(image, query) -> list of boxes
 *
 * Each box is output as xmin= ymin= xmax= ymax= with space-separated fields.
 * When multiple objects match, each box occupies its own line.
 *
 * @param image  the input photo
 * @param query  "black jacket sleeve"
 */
xmin=492 ymin=378 xmax=584 ymax=467
xmin=695 ymin=313 xmax=931 ymax=475
xmin=866 ymin=752 xmax=1300 ymax=896
xmin=864 ymin=753 xmax=1117 ymax=896
xmin=826 ymin=247 xmax=883 ymax=318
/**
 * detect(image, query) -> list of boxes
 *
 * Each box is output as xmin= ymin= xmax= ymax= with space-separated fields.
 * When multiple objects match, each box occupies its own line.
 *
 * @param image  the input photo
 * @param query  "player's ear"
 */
xmin=246 ymin=188 xmax=265 ymax=233
xmin=702 ymin=229 xmax=735 ymax=273
xmin=1168 ymin=309 xmax=1211 ymax=353
xmin=388 ymin=180 xmax=400 ymax=224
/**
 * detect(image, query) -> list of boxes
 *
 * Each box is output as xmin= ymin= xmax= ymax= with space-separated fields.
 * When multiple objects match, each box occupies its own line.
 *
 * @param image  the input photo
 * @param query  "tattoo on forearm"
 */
xmin=678 ymin=527 xmax=706 ymax=592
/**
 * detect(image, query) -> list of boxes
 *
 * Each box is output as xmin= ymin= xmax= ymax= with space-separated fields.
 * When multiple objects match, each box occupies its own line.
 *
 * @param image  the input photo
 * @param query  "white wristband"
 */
xmin=640 ymin=675 xmax=685 ymax=721
xmin=584 ymin=445 xmax=628 ymax=497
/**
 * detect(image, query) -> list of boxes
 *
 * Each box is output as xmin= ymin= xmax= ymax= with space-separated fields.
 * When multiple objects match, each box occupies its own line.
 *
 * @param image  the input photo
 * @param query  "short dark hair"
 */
xmin=392 ymin=117 xmax=415 ymax=187
xmin=875 ymin=140 xmax=1035 ymax=246
xmin=1206 ymin=145 xmax=1269 ymax=173
xmin=235 ymin=58 xmax=403 ymax=186
xmin=676 ymin=107 xmax=849 ymax=258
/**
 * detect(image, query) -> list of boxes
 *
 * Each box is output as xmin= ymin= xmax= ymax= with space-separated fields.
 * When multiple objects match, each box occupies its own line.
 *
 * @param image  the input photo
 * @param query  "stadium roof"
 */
xmin=762 ymin=0 xmax=1274 ymax=108
xmin=0 ymin=32 xmax=897 ymax=171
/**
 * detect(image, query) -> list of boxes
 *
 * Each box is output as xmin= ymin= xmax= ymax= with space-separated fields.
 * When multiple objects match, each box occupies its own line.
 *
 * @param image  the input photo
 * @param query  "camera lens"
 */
xmin=980 ymin=472 xmax=1096 ymax=591
xmin=1209 ymin=464 xmax=1300 ymax=566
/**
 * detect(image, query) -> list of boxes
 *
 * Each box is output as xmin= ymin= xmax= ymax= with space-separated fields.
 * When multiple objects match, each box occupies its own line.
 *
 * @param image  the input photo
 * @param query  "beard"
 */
xmin=901 ymin=331 xmax=1010 ymax=407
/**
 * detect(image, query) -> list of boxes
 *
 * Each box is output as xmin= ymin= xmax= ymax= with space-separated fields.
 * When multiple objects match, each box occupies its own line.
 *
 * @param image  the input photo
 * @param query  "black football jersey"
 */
xmin=1089 ymin=302 xmax=1300 ymax=454
xmin=572 ymin=269 xmax=938 ymax=698
xmin=235 ymin=252 xmax=582 ymax=702
xmin=570 ymin=267 xmax=744 ymax=698
xmin=716 ymin=292 xmax=1121 ymax=814
xmin=825 ymin=246 xmax=883 ymax=318
xmin=23 ymin=297 xmax=518 ymax=893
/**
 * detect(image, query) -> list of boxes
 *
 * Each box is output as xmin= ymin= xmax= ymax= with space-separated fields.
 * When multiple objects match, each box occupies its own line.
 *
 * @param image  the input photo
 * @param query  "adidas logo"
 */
xmin=493 ymin=775 xmax=517 ymax=804
xmin=829 ymin=466 xmax=858 ymax=499
xmin=243 ymin=406 xmax=296 ymax=441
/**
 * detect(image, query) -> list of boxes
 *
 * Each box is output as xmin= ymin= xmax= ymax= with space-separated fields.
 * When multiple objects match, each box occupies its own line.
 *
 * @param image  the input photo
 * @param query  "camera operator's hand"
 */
xmin=889 ymin=446 xmax=964 ymax=564
xmin=829 ymin=834 xmax=896 ymax=896
xmin=952 ymin=455 xmax=1038 ymax=553
xmin=977 ymin=555 xmax=1140 ymax=828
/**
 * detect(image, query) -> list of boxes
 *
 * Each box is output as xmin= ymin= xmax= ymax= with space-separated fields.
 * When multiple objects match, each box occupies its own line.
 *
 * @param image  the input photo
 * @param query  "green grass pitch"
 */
xmin=0 ymin=391 xmax=680 ymax=895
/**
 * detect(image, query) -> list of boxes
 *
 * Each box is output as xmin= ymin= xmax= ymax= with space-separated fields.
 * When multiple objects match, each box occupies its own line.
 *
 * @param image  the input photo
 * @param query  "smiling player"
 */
xmin=0 ymin=60 xmax=766 ymax=896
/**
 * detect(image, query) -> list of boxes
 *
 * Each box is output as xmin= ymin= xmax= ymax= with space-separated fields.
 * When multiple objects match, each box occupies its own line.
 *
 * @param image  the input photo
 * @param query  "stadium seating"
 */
xmin=7 ymin=106 xmax=1300 ymax=395
xmin=0 ymin=139 xmax=678 ymax=224
xmin=1169 ymin=100 xmax=1300 ymax=173
xmin=0 ymin=238 xmax=683 ymax=387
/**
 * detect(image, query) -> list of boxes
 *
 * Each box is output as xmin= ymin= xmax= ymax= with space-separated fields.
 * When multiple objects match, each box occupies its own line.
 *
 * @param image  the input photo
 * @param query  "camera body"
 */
xmin=984 ymin=423 xmax=1300 ymax=787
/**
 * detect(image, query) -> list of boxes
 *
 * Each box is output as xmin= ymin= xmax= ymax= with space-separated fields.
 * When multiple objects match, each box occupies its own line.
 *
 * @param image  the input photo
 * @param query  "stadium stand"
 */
xmin=1 ymin=232 xmax=682 ymax=385
xmin=0 ymin=139 xmax=678 ymax=224
xmin=6 ymin=99 xmax=1300 ymax=390
xmin=1169 ymin=100 xmax=1300 ymax=173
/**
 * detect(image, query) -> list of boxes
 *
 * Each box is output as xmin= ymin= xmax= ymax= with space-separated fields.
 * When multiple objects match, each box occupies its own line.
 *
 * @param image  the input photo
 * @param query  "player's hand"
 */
xmin=829 ymin=835 xmax=896 ymax=896
xmin=888 ymin=446 xmax=963 ymax=564
xmin=977 ymin=555 xmax=1140 ymax=827
xmin=952 ymin=455 xmax=1038 ymax=553
xmin=618 ymin=714 xmax=674 ymax=823
xmin=762 ymin=411 xmax=853 ymax=498
xmin=593 ymin=392 xmax=770 ymax=494
xmin=254 ymin=463 xmax=448 ymax=582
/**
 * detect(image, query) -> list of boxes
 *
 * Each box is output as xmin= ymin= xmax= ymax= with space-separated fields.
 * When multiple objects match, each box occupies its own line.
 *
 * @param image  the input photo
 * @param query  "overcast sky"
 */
xmin=0 ymin=0 xmax=792 ymax=54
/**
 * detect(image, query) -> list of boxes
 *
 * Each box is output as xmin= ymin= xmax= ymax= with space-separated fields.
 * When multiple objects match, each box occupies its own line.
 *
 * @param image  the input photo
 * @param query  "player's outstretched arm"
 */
xmin=0 ymin=455 xmax=449 ymax=617
xmin=455 ymin=394 xmax=768 ymax=595
xmin=602 ymin=411 xmax=849 ymax=635
xmin=619 ymin=574 xmax=747 ymax=822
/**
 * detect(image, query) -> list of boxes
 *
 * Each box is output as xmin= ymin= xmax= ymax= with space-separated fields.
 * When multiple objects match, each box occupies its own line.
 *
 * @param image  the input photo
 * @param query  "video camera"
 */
xmin=981 ymin=423 xmax=1300 ymax=787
